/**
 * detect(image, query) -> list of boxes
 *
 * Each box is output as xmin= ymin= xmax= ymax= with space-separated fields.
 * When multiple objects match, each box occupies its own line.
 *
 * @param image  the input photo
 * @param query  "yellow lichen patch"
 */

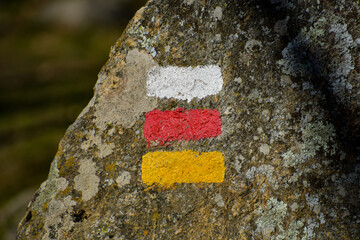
xmin=43 ymin=203 xmax=48 ymax=212
xmin=54 ymin=144 xmax=64 ymax=159
xmin=105 ymin=162 xmax=117 ymax=172
xmin=141 ymin=150 xmax=225 ymax=187
xmin=58 ymin=156 xmax=75 ymax=176
xmin=57 ymin=186 xmax=71 ymax=198
xmin=64 ymin=156 xmax=75 ymax=168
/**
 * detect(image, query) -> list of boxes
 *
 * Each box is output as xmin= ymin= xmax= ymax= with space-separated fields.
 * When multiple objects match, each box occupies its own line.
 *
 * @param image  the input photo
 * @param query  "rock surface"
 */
xmin=17 ymin=0 xmax=360 ymax=239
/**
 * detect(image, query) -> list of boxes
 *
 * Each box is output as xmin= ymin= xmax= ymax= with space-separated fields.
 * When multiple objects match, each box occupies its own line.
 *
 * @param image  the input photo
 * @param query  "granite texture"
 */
xmin=17 ymin=0 xmax=360 ymax=239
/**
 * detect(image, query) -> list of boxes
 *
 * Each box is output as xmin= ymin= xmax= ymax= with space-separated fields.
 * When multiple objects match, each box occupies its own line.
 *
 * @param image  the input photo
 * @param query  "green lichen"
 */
xmin=256 ymin=199 xmax=311 ymax=240
xmin=278 ymin=14 xmax=355 ymax=102
xmin=286 ymin=220 xmax=304 ymax=240
xmin=101 ymin=226 xmax=109 ymax=234
xmin=301 ymin=219 xmax=318 ymax=240
xmin=301 ymin=17 xmax=327 ymax=47
xmin=33 ymin=157 xmax=61 ymax=211
xmin=127 ymin=24 xmax=158 ymax=57
xmin=283 ymin=121 xmax=337 ymax=167
xmin=256 ymin=198 xmax=288 ymax=239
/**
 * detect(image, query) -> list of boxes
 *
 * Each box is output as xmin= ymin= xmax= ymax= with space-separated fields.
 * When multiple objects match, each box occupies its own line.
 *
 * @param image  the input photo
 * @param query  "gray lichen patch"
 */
xmin=282 ymin=121 xmax=337 ymax=168
xmin=213 ymin=6 xmax=223 ymax=21
xmin=116 ymin=171 xmax=131 ymax=187
xmin=80 ymin=129 xmax=115 ymax=158
xmin=74 ymin=158 xmax=100 ymax=201
xmin=94 ymin=49 xmax=158 ymax=130
xmin=278 ymin=15 xmax=356 ymax=103
xmin=305 ymin=194 xmax=321 ymax=215
xmin=42 ymin=197 xmax=76 ymax=239
xmin=302 ymin=218 xmax=319 ymax=240
xmin=286 ymin=220 xmax=304 ymax=240
xmin=244 ymin=39 xmax=263 ymax=54
xmin=184 ymin=0 xmax=195 ymax=5
xmin=127 ymin=24 xmax=158 ymax=57
xmin=255 ymin=198 xmax=314 ymax=240
xmin=214 ymin=193 xmax=225 ymax=207
xmin=97 ymin=142 xmax=115 ymax=159
xmin=256 ymin=198 xmax=287 ymax=239
xmin=245 ymin=165 xmax=278 ymax=190
xmin=23 ymin=156 xmax=77 ymax=239
xmin=260 ymin=143 xmax=270 ymax=155
xmin=32 ymin=156 xmax=68 ymax=211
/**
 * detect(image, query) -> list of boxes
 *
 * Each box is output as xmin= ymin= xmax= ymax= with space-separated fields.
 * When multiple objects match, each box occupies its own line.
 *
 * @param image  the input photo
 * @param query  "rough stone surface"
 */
xmin=17 ymin=0 xmax=360 ymax=239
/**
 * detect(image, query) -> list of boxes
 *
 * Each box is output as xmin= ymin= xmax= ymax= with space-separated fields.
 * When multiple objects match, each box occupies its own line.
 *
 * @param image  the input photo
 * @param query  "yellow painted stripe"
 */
xmin=141 ymin=150 xmax=225 ymax=187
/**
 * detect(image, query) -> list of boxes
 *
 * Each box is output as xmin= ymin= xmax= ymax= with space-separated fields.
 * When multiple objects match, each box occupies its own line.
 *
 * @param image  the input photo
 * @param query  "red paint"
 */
xmin=144 ymin=108 xmax=221 ymax=145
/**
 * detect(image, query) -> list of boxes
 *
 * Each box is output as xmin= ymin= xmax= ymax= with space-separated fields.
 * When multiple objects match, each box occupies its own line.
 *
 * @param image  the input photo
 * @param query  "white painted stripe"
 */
xmin=147 ymin=65 xmax=223 ymax=102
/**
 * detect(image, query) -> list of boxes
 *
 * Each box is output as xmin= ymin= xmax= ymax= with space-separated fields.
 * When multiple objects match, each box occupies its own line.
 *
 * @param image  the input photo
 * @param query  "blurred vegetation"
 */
xmin=0 ymin=0 xmax=147 ymax=238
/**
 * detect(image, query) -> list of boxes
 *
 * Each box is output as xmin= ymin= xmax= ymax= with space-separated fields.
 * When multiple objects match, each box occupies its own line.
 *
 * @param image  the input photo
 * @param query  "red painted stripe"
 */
xmin=144 ymin=108 xmax=221 ymax=143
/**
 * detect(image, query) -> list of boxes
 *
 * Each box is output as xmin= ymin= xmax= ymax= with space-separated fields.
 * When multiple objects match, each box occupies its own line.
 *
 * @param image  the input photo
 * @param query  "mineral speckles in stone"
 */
xmin=147 ymin=65 xmax=223 ymax=102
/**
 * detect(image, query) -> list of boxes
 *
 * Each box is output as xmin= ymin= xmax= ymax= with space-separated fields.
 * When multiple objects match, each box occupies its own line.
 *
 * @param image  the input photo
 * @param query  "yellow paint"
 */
xmin=142 ymin=150 xmax=225 ymax=187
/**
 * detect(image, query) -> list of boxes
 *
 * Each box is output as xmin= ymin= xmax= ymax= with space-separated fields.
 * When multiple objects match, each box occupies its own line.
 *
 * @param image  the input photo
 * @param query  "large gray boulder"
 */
xmin=17 ymin=0 xmax=359 ymax=239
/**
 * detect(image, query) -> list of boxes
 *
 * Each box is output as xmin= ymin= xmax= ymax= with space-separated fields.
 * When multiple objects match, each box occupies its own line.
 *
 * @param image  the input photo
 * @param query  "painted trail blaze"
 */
xmin=141 ymin=150 xmax=225 ymax=187
xmin=147 ymin=65 xmax=223 ymax=102
xmin=141 ymin=65 xmax=225 ymax=188
xmin=144 ymin=108 xmax=221 ymax=143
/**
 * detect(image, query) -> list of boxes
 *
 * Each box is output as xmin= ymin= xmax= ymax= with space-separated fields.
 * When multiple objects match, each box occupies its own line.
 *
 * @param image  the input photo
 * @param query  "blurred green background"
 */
xmin=0 ymin=0 xmax=147 ymax=238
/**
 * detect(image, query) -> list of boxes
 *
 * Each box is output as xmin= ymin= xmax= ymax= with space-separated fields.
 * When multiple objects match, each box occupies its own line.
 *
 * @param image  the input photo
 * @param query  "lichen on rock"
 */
xmin=282 ymin=120 xmax=337 ymax=168
xmin=256 ymin=198 xmax=288 ymax=238
xmin=17 ymin=0 xmax=360 ymax=239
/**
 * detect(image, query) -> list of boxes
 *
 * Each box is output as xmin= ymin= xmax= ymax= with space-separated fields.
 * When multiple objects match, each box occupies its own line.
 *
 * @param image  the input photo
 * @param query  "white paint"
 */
xmin=147 ymin=65 xmax=223 ymax=102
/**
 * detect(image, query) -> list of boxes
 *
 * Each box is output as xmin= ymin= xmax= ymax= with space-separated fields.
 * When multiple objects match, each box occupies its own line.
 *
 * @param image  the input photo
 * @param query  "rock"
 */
xmin=17 ymin=0 xmax=360 ymax=239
